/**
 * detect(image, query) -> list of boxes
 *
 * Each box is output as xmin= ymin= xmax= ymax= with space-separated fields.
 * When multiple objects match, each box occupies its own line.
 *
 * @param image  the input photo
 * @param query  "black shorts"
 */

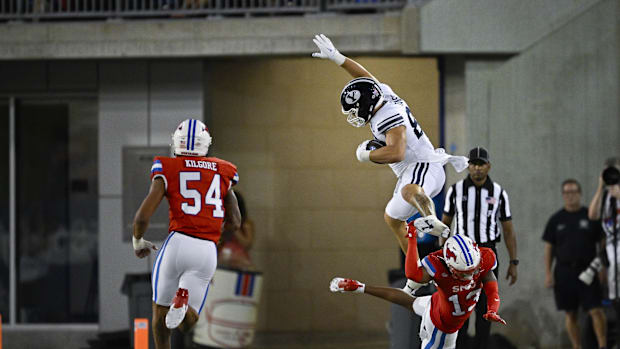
xmin=554 ymin=265 xmax=602 ymax=312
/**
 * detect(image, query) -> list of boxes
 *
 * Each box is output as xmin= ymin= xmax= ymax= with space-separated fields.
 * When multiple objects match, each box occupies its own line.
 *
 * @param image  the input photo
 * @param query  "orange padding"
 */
xmin=134 ymin=318 xmax=149 ymax=349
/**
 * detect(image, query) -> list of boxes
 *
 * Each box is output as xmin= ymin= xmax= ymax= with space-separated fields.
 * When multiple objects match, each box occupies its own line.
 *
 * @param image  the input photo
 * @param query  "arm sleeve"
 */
xmin=483 ymin=280 xmax=500 ymax=313
xmin=498 ymin=189 xmax=512 ymax=221
xmin=541 ymin=216 xmax=555 ymax=244
xmin=376 ymin=114 xmax=406 ymax=134
xmin=443 ymin=185 xmax=455 ymax=216
xmin=404 ymin=225 xmax=426 ymax=282
xmin=150 ymin=157 xmax=168 ymax=191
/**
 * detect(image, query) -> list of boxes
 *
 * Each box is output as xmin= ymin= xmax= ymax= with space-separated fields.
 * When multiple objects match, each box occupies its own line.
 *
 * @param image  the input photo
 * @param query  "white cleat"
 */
xmin=165 ymin=288 xmax=189 ymax=329
xmin=414 ymin=216 xmax=450 ymax=238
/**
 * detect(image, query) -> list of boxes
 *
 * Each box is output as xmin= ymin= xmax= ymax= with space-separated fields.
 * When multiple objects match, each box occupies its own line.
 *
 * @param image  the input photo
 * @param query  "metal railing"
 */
xmin=0 ymin=0 xmax=406 ymax=20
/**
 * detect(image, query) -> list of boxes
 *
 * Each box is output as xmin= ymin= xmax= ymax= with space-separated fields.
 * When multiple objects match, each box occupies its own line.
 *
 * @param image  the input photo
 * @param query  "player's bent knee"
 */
xmin=401 ymin=184 xmax=424 ymax=202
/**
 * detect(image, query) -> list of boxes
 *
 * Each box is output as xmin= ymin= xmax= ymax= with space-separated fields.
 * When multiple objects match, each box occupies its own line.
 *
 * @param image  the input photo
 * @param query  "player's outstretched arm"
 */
xmin=312 ymin=34 xmax=375 ymax=80
xmin=329 ymin=277 xmax=414 ymax=310
xmin=481 ymin=271 xmax=507 ymax=325
xmin=132 ymin=177 xmax=166 ymax=258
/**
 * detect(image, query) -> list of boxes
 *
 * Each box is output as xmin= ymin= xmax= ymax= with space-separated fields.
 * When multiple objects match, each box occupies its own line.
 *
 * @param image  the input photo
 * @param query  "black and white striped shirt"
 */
xmin=443 ymin=176 xmax=512 ymax=244
xmin=600 ymin=190 xmax=619 ymax=237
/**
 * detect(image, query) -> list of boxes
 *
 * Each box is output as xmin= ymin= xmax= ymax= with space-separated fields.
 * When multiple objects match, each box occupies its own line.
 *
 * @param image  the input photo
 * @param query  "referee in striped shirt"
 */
xmin=442 ymin=147 xmax=518 ymax=349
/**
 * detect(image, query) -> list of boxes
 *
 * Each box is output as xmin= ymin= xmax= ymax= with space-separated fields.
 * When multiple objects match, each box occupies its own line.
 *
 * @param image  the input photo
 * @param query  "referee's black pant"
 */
xmin=455 ymin=248 xmax=499 ymax=349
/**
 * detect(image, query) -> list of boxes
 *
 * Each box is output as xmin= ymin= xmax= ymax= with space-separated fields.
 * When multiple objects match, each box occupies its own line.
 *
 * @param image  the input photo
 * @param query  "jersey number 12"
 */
xmin=179 ymin=172 xmax=224 ymax=218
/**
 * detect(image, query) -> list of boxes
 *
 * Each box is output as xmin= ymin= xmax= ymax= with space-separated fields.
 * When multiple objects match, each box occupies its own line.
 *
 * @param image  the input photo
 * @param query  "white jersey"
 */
xmin=368 ymin=83 xmax=438 ymax=177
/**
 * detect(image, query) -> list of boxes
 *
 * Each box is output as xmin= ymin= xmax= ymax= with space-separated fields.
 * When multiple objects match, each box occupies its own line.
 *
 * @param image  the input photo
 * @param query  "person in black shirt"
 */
xmin=543 ymin=179 xmax=607 ymax=349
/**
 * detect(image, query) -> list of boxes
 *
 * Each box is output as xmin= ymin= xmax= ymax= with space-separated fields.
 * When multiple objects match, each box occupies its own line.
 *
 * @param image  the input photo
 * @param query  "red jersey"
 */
xmin=420 ymin=247 xmax=497 ymax=333
xmin=150 ymin=155 xmax=238 ymax=243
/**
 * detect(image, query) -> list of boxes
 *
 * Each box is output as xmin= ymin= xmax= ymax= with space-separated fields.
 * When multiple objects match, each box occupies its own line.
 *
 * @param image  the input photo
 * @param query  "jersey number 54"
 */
xmin=179 ymin=172 xmax=224 ymax=217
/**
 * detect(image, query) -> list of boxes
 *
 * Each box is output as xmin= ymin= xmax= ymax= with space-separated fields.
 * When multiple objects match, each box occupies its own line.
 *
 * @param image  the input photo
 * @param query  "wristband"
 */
xmin=357 ymin=149 xmax=370 ymax=162
xmin=333 ymin=52 xmax=346 ymax=66
xmin=133 ymin=236 xmax=145 ymax=250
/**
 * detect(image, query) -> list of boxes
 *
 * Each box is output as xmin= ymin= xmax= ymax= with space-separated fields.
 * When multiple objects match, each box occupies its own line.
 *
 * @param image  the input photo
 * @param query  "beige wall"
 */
xmin=205 ymin=57 xmax=439 ymax=331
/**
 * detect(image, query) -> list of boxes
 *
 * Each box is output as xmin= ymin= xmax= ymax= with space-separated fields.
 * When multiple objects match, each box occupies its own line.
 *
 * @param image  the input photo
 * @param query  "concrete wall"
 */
xmin=205 ymin=56 xmax=439 ymax=331
xmin=462 ymin=0 xmax=619 ymax=347
xmin=98 ymin=60 xmax=203 ymax=331
xmin=420 ymin=0 xmax=602 ymax=53
xmin=0 ymin=13 xmax=408 ymax=59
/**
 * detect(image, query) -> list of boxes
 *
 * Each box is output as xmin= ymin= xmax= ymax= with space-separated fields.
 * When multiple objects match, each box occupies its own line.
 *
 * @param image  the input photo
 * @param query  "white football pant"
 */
xmin=385 ymin=162 xmax=445 ymax=221
xmin=152 ymin=232 xmax=217 ymax=314
xmin=413 ymin=296 xmax=458 ymax=349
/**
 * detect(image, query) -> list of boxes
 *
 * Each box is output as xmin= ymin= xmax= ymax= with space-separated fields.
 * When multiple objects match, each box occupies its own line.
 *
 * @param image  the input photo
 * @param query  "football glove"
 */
xmin=329 ymin=277 xmax=365 ymax=293
xmin=356 ymin=140 xmax=371 ymax=162
xmin=311 ymin=34 xmax=346 ymax=66
xmin=133 ymin=236 xmax=158 ymax=258
xmin=414 ymin=216 xmax=450 ymax=238
xmin=482 ymin=311 xmax=507 ymax=325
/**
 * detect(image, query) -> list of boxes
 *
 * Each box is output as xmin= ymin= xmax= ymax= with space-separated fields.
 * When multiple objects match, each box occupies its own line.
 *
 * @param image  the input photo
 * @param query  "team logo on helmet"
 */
xmin=345 ymin=90 xmax=361 ymax=104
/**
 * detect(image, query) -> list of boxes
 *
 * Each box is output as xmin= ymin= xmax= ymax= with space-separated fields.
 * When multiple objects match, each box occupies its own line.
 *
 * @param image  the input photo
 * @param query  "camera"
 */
xmin=579 ymin=257 xmax=603 ymax=285
xmin=602 ymin=166 xmax=620 ymax=186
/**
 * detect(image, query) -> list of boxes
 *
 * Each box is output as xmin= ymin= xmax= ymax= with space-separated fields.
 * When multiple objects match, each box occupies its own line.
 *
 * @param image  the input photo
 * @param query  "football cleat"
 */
xmin=165 ymin=288 xmax=189 ymax=329
xmin=414 ymin=216 xmax=450 ymax=238
xmin=329 ymin=277 xmax=365 ymax=293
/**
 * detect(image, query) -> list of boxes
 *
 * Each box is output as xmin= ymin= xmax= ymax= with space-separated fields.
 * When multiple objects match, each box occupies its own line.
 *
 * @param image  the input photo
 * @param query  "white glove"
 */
xmin=329 ymin=277 xmax=365 ymax=293
xmin=133 ymin=236 xmax=157 ymax=258
xmin=414 ymin=216 xmax=450 ymax=238
xmin=311 ymin=34 xmax=346 ymax=66
xmin=356 ymin=140 xmax=371 ymax=162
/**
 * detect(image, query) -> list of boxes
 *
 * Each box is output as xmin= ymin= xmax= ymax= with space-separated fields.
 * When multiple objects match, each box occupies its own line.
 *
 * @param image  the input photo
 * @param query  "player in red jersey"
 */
xmin=132 ymin=119 xmax=241 ymax=349
xmin=330 ymin=222 xmax=505 ymax=349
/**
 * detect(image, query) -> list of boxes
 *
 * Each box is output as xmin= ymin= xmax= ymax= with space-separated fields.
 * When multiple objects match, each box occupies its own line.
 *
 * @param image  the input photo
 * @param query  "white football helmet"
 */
xmin=171 ymin=119 xmax=212 ymax=157
xmin=443 ymin=234 xmax=481 ymax=281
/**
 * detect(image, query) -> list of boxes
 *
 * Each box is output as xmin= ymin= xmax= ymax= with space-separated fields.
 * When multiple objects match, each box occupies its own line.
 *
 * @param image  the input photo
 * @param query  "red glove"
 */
xmin=329 ymin=277 xmax=365 ymax=293
xmin=483 ymin=311 xmax=506 ymax=325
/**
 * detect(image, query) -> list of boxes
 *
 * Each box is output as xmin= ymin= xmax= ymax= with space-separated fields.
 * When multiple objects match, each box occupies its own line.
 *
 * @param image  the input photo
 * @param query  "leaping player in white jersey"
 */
xmin=312 ymin=34 xmax=469 ymax=252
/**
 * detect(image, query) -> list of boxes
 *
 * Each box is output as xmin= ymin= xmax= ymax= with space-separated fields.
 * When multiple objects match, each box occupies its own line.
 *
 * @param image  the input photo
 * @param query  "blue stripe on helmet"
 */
xmin=186 ymin=119 xmax=192 ymax=150
xmin=191 ymin=119 xmax=197 ymax=151
xmin=453 ymin=234 xmax=473 ymax=266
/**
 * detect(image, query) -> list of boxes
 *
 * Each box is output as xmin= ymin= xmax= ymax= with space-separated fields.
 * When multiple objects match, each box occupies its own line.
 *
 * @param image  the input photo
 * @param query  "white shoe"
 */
xmin=414 ymin=216 xmax=450 ymax=238
xmin=165 ymin=288 xmax=189 ymax=329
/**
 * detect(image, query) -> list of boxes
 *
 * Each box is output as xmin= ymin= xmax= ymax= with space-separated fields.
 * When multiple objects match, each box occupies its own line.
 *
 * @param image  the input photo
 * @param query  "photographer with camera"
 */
xmin=589 ymin=157 xmax=620 ymax=346
xmin=544 ymin=179 xmax=607 ymax=349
